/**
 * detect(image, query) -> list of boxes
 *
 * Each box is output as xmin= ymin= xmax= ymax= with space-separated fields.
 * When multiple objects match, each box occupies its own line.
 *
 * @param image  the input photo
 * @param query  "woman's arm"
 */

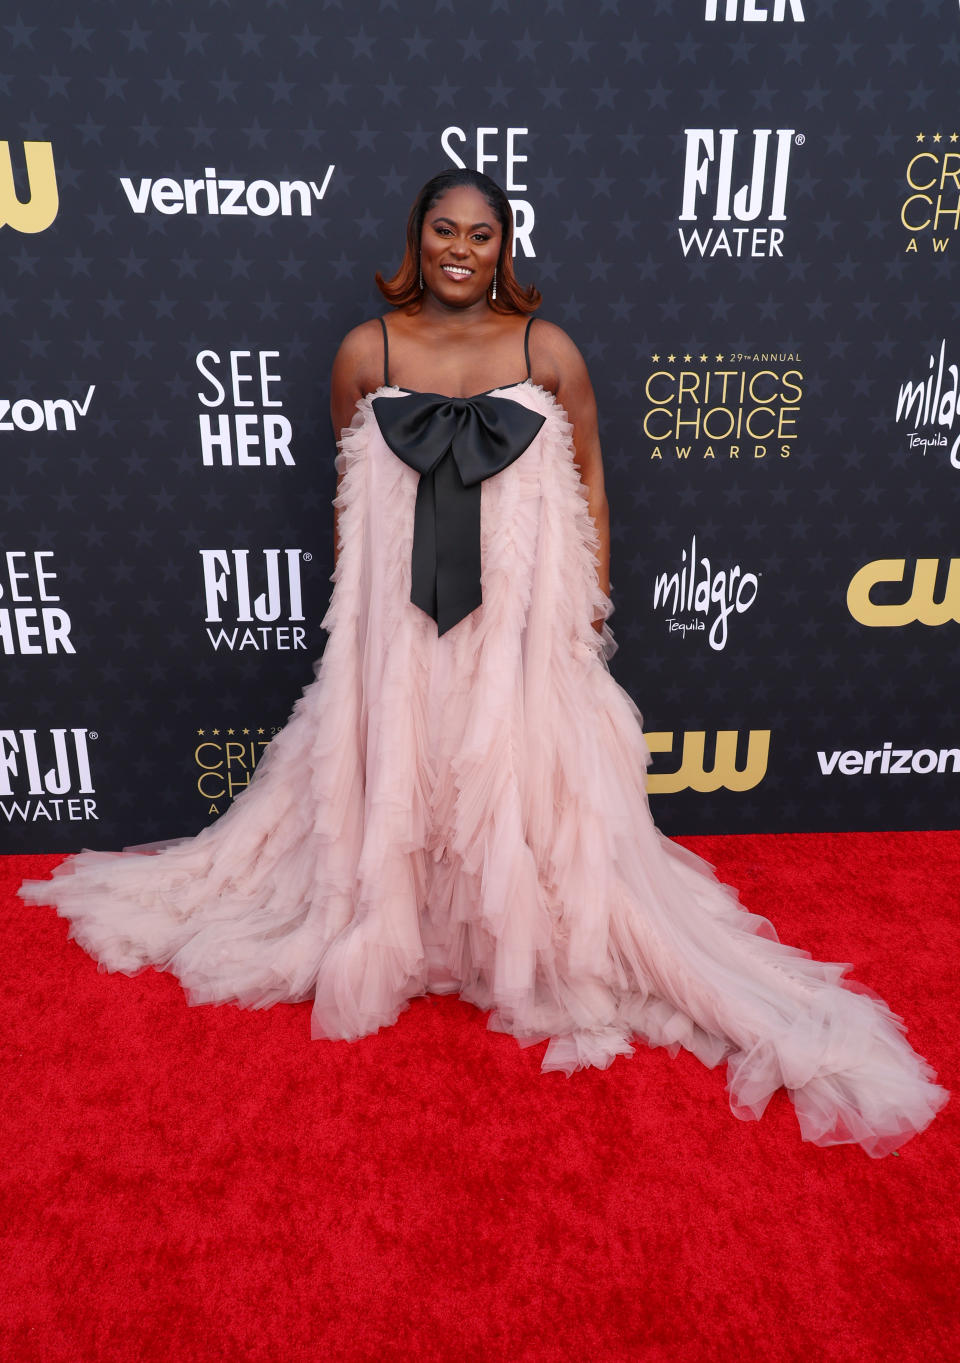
xmin=329 ymin=321 xmax=381 ymax=568
xmin=532 ymin=321 xmax=611 ymax=631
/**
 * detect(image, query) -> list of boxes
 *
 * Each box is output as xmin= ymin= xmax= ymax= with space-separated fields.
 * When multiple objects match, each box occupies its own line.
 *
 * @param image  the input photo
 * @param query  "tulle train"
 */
xmin=18 ymin=382 xmax=949 ymax=1158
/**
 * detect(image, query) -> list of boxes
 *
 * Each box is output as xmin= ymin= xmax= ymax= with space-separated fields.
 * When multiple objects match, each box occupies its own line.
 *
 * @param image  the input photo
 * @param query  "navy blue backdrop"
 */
xmin=2 ymin=0 xmax=959 ymax=852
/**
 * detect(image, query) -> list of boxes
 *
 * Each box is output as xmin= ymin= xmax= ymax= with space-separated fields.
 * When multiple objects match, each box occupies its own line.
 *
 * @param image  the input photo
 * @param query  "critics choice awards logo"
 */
xmin=641 ymin=350 xmax=803 ymax=463
xmin=0 ymin=727 xmax=98 ymax=825
xmin=895 ymin=340 xmax=960 ymax=469
xmin=193 ymin=726 xmax=278 ymax=815
xmin=900 ymin=134 xmax=960 ymax=255
xmin=0 ymin=140 xmax=58 ymax=234
xmin=847 ymin=558 xmax=960 ymax=627
xmin=1 ymin=551 xmax=75 ymax=655
xmin=196 ymin=350 xmax=293 ymax=467
xmin=200 ymin=549 xmax=310 ymax=652
xmin=678 ymin=128 xmax=803 ymax=259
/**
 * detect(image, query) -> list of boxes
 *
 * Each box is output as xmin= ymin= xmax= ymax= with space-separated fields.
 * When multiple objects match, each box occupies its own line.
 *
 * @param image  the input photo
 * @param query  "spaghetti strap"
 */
xmin=379 ymin=316 xmax=390 ymax=387
xmin=523 ymin=316 xmax=535 ymax=379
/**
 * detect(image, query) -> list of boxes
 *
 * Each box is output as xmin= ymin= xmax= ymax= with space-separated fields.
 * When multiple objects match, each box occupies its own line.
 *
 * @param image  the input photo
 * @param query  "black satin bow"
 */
xmin=372 ymin=392 xmax=545 ymax=635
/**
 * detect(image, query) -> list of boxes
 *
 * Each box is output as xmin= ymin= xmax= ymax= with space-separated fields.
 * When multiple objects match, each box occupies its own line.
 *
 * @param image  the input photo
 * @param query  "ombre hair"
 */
xmin=375 ymin=168 xmax=541 ymax=315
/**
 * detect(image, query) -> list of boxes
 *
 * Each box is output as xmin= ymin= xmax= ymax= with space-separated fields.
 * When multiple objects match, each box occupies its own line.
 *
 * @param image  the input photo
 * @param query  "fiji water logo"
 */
xmin=200 ymin=548 xmax=308 ymax=651
xmin=652 ymin=536 xmax=760 ymax=650
xmin=678 ymin=128 xmax=802 ymax=258
xmin=0 ymin=727 xmax=97 ymax=823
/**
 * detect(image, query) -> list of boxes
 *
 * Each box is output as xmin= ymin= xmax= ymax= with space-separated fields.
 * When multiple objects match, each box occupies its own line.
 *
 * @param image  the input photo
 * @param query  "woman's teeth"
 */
xmin=442 ymin=265 xmax=473 ymax=279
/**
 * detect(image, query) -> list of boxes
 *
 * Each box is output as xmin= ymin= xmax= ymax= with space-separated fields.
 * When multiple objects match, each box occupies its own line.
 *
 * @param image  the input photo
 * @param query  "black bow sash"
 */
xmin=371 ymin=392 xmax=545 ymax=635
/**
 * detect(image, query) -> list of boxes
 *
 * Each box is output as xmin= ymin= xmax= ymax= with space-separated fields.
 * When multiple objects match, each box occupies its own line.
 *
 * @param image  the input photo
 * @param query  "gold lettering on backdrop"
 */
xmin=847 ymin=559 xmax=960 ymax=627
xmin=0 ymin=141 xmax=59 ymax=233
xmin=645 ymin=730 xmax=771 ymax=794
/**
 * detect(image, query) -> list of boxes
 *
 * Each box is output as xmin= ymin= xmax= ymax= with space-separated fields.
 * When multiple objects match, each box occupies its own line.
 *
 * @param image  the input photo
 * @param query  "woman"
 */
xmin=18 ymin=169 xmax=948 ymax=1157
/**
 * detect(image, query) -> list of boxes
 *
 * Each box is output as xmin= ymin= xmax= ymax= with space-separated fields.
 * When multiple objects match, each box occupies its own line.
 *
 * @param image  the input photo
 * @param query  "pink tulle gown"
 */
xmin=18 ymin=315 xmax=949 ymax=1158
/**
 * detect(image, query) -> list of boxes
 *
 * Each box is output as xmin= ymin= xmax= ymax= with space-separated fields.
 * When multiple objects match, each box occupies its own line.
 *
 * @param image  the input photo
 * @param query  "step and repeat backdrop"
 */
xmin=3 ymin=0 xmax=959 ymax=851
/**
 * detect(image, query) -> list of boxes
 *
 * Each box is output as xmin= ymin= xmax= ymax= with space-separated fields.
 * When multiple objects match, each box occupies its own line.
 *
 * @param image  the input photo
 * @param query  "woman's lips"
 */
xmin=441 ymin=264 xmax=474 ymax=281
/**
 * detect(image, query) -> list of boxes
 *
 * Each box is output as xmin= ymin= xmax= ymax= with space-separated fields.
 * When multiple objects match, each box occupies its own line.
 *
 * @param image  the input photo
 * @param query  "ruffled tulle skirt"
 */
xmin=18 ymin=383 xmax=949 ymax=1157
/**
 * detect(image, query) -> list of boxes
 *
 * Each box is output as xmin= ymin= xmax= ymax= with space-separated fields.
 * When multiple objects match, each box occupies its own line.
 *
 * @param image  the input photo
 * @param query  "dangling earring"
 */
xmin=418 ymin=257 xmax=423 ymax=291
xmin=491 ymin=267 xmax=497 ymax=301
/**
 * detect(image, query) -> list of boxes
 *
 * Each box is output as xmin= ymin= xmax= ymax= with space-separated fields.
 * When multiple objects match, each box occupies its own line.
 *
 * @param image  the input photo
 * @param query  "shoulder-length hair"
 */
xmin=375 ymin=168 xmax=541 ymax=315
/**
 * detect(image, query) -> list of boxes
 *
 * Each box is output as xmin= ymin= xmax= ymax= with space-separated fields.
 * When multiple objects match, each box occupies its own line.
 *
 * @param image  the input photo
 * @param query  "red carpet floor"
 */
xmin=1 ymin=831 xmax=957 ymax=1363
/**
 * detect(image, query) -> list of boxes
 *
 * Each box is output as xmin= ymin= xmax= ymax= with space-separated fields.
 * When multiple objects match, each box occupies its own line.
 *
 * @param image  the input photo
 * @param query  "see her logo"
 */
xmin=704 ymin=1 xmax=804 ymax=18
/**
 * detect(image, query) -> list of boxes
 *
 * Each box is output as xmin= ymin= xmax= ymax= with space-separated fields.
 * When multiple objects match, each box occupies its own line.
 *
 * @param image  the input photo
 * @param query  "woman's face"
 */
xmin=419 ymin=186 xmax=503 ymax=307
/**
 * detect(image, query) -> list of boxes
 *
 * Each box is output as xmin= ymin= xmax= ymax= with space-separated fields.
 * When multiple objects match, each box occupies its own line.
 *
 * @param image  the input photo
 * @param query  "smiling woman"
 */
xmin=373 ymin=166 xmax=540 ymax=317
xmin=18 ymin=169 xmax=949 ymax=1159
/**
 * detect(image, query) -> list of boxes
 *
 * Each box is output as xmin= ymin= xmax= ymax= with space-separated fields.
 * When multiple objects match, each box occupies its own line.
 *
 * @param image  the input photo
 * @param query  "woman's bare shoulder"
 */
xmin=331 ymin=317 xmax=388 ymax=399
xmin=528 ymin=317 xmax=590 ymax=390
xmin=333 ymin=317 xmax=385 ymax=366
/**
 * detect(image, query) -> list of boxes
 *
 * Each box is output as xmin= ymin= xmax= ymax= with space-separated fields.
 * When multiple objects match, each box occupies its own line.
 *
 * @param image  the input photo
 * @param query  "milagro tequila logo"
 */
xmin=895 ymin=340 xmax=960 ymax=468
xmin=678 ymin=128 xmax=802 ymax=258
xmin=653 ymin=536 xmax=760 ymax=650
xmin=441 ymin=126 xmax=535 ymax=257
xmin=0 ymin=727 xmax=97 ymax=823
xmin=119 ymin=165 xmax=334 ymax=217
xmin=704 ymin=0 xmax=804 ymax=19
xmin=201 ymin=548 xmax=308 ymax=651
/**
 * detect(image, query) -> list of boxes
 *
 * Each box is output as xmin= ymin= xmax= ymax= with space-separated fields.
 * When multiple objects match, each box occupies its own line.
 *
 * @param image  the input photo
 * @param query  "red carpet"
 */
xmin=1 ymin=831 xmax=957 ymax=1363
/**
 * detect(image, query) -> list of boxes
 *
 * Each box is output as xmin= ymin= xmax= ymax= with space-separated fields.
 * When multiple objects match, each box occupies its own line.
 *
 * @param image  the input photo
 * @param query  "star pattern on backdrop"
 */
xmin=3 ymin=0 xmax=959 ymax=848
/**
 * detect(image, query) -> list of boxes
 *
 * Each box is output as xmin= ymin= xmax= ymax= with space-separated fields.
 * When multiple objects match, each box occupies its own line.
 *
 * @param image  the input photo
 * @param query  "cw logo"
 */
xmin=645 ymin=729 xmax=770 ymax=794
xmin=0 ymin=141 xmax=58 ymax=233
xmin=847 ymin=559 xmax=960 ymax=627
